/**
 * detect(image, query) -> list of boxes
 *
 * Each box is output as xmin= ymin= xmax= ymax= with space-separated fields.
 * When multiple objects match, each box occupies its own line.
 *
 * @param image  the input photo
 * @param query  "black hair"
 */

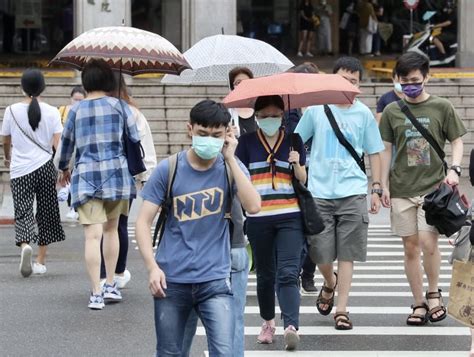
xmin=70 ymin=85 xmax=86 ymax=97
xmin=395 ymin=52 xmax=430 ymax=79
xmin=288 ymin=62 xmax=319 ymax=74
xmin=21 ymin=68 xmax=45 ymax=131
xmin=190 ymin=100 xmax=230 ymax=128
xmin=228 ymin=67 xmax=254 ymax=90
xmin=254 ymin=95 xmax=285 ymax=112
xmin=81 ymin=59 xmax=116 ymax=93
xmin=333 ymin=56 xmax=363 ymax=80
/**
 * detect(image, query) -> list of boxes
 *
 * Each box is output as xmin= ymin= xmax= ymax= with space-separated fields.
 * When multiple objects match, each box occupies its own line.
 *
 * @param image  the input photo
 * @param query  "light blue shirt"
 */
xmin=295 ymin=101 xmax=384 ymax=199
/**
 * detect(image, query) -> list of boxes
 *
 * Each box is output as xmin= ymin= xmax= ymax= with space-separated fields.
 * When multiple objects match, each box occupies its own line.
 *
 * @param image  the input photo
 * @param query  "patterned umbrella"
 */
xmin=50 ymin=26 xmax=190 ymax=75
xmin=161 ymin=34 xmax=294 ymax=84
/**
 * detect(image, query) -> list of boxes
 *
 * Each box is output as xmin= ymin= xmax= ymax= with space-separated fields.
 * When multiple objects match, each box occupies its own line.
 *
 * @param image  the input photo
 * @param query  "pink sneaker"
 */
xmin=257 ymin=322 xmax=275 ymax=344
xmin=284 ymin=325 xmax=300 ymax=351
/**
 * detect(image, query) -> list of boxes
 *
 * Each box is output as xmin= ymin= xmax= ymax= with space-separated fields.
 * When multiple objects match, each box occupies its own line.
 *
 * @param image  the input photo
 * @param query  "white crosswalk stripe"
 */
xmin=127 ymin=225 xmax=469 ymax=355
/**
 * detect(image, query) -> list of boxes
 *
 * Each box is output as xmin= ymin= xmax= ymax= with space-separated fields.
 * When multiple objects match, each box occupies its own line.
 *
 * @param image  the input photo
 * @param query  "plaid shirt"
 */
xmin=58 ymin=97 xmax=139 ymax=208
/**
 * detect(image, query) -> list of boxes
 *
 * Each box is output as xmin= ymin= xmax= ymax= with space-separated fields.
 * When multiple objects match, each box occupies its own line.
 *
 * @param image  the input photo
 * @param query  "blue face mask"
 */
xmin=192 ymin=136 xmax=225 ymax=160
xmin=257 ymin=117 xmax=282 ymax=137
xmin=394 ymin=82 xmax=403 ymax=93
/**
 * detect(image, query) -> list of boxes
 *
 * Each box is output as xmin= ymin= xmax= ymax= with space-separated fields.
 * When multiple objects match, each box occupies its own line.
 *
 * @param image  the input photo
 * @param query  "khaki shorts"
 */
xmin=390 ymin=196 xmax=438 ymax=237
xmin=77 ymin=199 xmax=129 ymax=225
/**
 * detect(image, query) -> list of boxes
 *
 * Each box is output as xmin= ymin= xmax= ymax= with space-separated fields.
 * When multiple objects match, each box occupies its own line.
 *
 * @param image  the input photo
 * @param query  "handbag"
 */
xmin=448 ymin=223 xmax=473 ymax=264
xmin=367 ymin=16 xmax=378 ymax=34
xmin=324 ymin=105 xmax=366 ymax=174
xmin=447 ymin=248 xmax=474 ymax=327
xmin=290 ymin=134 xmax=325 ymax=235
xmin=123 ymin=123 xmax=146 ymax=176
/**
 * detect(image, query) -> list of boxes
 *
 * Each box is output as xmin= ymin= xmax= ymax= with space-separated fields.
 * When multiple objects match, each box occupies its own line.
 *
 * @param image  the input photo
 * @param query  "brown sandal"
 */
xmin=334 ymin=312 xmax=353 ymax=330
xmin=426 ymin=289 xmax=447 ymax=323
xmin=316 ymin=272 xmax=338 ymax=316
xmin=406 ymin=303 xmax=428 ymax=326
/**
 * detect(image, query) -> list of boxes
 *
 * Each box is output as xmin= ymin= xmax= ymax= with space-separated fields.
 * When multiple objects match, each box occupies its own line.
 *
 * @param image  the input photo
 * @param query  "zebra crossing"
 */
xmin=128 ymin=225 xmax=471 ymax=356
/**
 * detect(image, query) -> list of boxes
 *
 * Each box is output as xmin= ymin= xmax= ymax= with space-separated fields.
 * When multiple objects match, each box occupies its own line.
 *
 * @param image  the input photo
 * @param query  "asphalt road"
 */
xmin=0 ymin=224 xmax=471 ymax=357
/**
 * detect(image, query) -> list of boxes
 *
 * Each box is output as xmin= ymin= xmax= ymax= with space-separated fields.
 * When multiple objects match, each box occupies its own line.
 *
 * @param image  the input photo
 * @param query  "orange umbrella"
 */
xmin=222 ymin=73 xmax=360 ymax=109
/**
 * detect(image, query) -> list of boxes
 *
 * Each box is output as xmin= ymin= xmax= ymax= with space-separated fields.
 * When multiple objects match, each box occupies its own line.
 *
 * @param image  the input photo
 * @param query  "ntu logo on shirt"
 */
xmin=173 ymin=188 xmax=224 ymax=222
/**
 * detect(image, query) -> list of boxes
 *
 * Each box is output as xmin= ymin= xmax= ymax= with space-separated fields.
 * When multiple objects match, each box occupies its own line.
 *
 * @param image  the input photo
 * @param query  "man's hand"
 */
xmin=381 ymin=188 xmax=391 ymax=208
xmin=149 ymin=266 xmax=167 ymax=298
xmin=222 ymin=129 xmax=238 ymax=161
xmin=444 ymin=170 xmax=459 ymax=186
xmin=288 ymin=151 xmax=300 ymax=165
xmin=369 ymin=193 xmax=381 ymax=214
xmin=59 ymin=169 xmax=71 ymax=186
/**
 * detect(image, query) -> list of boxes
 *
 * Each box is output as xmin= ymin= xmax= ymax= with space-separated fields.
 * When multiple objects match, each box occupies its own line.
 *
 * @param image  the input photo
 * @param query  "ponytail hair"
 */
xmin=21 ymin=68 xmax=45 ymax=131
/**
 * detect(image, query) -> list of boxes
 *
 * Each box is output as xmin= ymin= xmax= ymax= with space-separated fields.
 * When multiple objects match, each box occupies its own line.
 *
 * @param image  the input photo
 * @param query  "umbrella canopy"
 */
xmin=161 ymin=34 xmax=293 ymax=84
xmin=222 ymin=73 xmax=361 ymax=109
xmin=50 ymin=26 xmax=190 ymax=75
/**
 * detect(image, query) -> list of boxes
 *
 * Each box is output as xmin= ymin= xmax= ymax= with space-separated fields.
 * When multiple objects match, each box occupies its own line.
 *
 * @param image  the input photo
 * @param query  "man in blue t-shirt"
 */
xmin=295 ymin=57 xmax=384 ymax=330
xmin=135 ymin=100 xmax=261 ymax=356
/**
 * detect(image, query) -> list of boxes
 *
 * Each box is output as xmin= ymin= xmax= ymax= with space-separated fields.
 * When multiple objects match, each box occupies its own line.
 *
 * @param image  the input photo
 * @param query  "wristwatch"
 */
xmin=371 ymin=188 xmax=383 ymax=197
xmin=450 ymin=165 xmax=462 ymax=176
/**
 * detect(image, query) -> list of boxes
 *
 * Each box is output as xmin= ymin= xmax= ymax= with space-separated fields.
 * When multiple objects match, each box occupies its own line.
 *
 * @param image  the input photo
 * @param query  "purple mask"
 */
xmin=401 ymin=83 xmax=424 ymax=98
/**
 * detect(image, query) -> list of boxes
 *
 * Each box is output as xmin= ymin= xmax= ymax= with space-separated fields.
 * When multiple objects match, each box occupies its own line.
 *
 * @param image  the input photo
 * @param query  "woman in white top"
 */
xmin=1 ymin=69 xmax=65 ymax=277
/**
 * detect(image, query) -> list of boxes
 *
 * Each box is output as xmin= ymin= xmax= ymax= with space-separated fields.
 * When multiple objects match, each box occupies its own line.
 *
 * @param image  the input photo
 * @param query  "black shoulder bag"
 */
xmin=324 ymin=105 xmax=366 ymax=174
xmin=397 ymin=100 xmax=448 ymax=175
xmin=290 ymin=133 xmax=325 ymax=235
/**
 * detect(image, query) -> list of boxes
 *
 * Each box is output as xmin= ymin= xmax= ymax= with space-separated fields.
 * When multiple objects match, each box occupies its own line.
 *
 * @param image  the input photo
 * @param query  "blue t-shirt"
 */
xmin=376 ymin=90 xmax=400 ymax=114
xmin=141 ymin=151 xmax=248 ymax=284
xmin=295 ymin=101 xmax=385 ymax=199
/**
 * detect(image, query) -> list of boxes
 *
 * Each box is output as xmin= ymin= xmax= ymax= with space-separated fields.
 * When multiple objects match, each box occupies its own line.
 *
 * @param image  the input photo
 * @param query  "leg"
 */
xmin=335 ymin=260 xmax=354 ymax=315
xmin=180 ymin=309 xmax=199 ymax=357
xmin=37 ymin=245 xmax=47 ymax=265
xmin=84 ymin=223 xmax=103 ymax=295
xmin=301 ymin=253 xmax=316 ymax=285
xmin=154 ymin=283 xmax=193 ymax=357
xmin=196 ymin=279 xmax=235 ymax=357
xmin=230 ymin=247 xmax=249 ymax=357
xmin=115 ymin=213 xmax=130 ymax=275
xmin=102 ymin=217 xmax=120 ymax=286
xmin=274 ymin=217 xmax=306 ymax=329
xmin=11 ymin=173 xmax=36 ymax=247
xmin=307 ymin=31 xmax=315 ymax=55
xmin=403 ymin=234 xmax=426 ymax=318
xmin=432 ymin=37 xmax=446 ymax=55
xmin=298 ymin=30 xmax=308 ymax=54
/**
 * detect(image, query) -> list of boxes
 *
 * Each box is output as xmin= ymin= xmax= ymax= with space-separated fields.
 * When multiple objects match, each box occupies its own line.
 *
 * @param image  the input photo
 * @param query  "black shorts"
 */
xmin=300 ymin=19 xmax=314 ymax=32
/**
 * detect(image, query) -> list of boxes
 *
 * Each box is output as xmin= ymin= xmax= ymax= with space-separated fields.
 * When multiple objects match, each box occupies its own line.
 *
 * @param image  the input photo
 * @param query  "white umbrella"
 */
xmin=161 ymin=34 xmax=294 ymax=84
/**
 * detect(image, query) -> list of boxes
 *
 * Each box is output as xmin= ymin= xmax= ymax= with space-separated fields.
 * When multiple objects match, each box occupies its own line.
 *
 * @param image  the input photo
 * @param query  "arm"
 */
xmin=380 ymin=141 xmax=392 ymax=208
xmin=135 ymin=111 xmax=157 ymax=184
xmin=2 ymin=135 xmax=11 ymax=168
xmin=135 ymin=201 xmax=167 ymax=298
xmin=445 ymin=137 xmax=463 ymax=185
xmin=433 ymin=20 xmax=452 ymax=29
xmin=52 ymin=132 xmax=61 ymax=151
xmin=292 ymin=160 xmax=306 ymax=184
xmin=368 ymin=152 xmax=381 ymax=214
xmin=223 ymin=131 xmax=261 ymax=214
xmin=375 ymin=112 xmax=382 ymax=124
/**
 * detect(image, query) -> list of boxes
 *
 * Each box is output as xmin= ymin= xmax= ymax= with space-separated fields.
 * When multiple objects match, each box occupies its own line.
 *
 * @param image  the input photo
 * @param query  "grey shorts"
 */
xmin=308 ymin=195 xmax=369 ymax=264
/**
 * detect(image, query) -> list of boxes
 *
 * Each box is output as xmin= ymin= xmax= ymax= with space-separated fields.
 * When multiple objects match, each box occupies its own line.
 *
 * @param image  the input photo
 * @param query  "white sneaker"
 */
xmin=66 ymin=208 xmax=79 ymax=221
xmin=115 ymin=269 xmax=131 ymax=289
xmin=297 ymin=51 xmax=304 ymax=57
xmin=19 ymin=245 xmax=33 ymax=277
xmin=32 ymin=263 xmax=47 ymax=275
xmin=88 ymin=293 xmax=105 ymax=310
xmin=284 ymin=325 xmax=300 ymax=351
xmin=306 ymin=52 xmax=314 ymax=57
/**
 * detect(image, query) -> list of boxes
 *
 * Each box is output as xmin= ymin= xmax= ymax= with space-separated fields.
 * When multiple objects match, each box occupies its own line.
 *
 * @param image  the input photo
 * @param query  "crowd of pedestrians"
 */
xmin=1 ymin=51 xmax=473 ymax=356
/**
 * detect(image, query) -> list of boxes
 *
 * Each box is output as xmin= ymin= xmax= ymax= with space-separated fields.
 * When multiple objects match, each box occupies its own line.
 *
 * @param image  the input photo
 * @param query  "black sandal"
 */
xmin=316 ymin=272 xmax=337 ymax=316
xmin=426 ymin=289 xmax=447 ymax=323
xmin=334 ymin=312 xmax=353 ymax=330
xmin=406 ymin=303 xmax=428 ymax=326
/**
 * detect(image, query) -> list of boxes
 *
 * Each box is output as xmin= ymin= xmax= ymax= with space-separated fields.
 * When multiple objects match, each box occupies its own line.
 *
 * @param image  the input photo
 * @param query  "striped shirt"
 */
xmin=236 ymin=129 xmax=305 ymax=222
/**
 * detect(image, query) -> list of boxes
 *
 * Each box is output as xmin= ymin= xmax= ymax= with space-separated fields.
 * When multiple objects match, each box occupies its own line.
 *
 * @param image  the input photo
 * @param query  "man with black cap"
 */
xmin=134 ymin=100 xmax=261 ymax=356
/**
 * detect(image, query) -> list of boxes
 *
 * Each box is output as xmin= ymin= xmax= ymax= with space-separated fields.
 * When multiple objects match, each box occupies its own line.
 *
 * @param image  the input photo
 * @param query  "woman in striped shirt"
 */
xmin=235 ymin=95 xmax=306 ymax=351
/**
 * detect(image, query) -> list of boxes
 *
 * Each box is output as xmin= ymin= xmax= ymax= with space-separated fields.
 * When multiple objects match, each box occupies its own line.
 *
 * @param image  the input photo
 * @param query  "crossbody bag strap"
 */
xmin=397 ymin=100 xmax=448 ymax=174
xmin=324 ymin=105 xmax=365 ymax=173
xmin=224 ymin=160 xmax=234 ymax=219
xmin=9 ymin=107 xmax=52 ymax=155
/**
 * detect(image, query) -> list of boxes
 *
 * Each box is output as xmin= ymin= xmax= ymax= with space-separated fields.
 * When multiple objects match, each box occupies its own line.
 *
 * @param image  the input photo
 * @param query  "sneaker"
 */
xmin=19 ymin=245 xmax=33 ymax=278
xmin=103 ymin=282 xmax=122 ymax=302
xmin=66 ymin=208 xmax=79 ymax=221
xmin=257 ymin=322 xmax=275 ymax=344
xmin=116 ymin=269 xmax=131 ymax=289
xmin=284 ymin=325 xmax=300 ymax=351
xmin=32 ymin=263 xmax=47 ymax=275
xmin=297 ymin=51 xmax=304 ymax=57
xmin=301 ymin=278 xmax=318 ymax=295
xmin=88 ymin=293 xmax=105 ymax=310
xmin=306 ymin=52 xmax=314 ymax=57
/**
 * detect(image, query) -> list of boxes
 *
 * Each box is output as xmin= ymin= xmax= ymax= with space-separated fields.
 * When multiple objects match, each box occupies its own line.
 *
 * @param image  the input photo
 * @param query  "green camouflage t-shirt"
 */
xmin=379 ymin=95 xmax=466 ymax=198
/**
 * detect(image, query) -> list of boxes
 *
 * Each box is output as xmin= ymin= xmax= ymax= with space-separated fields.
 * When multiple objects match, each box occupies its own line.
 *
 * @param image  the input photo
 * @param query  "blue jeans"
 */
xmin=181 ymin=247 xmax=249 ymax=357
xmin=247 ymin=216 xmax=305 ymax=329
xmin=154 ymin=278 xmax=235 ymax=357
